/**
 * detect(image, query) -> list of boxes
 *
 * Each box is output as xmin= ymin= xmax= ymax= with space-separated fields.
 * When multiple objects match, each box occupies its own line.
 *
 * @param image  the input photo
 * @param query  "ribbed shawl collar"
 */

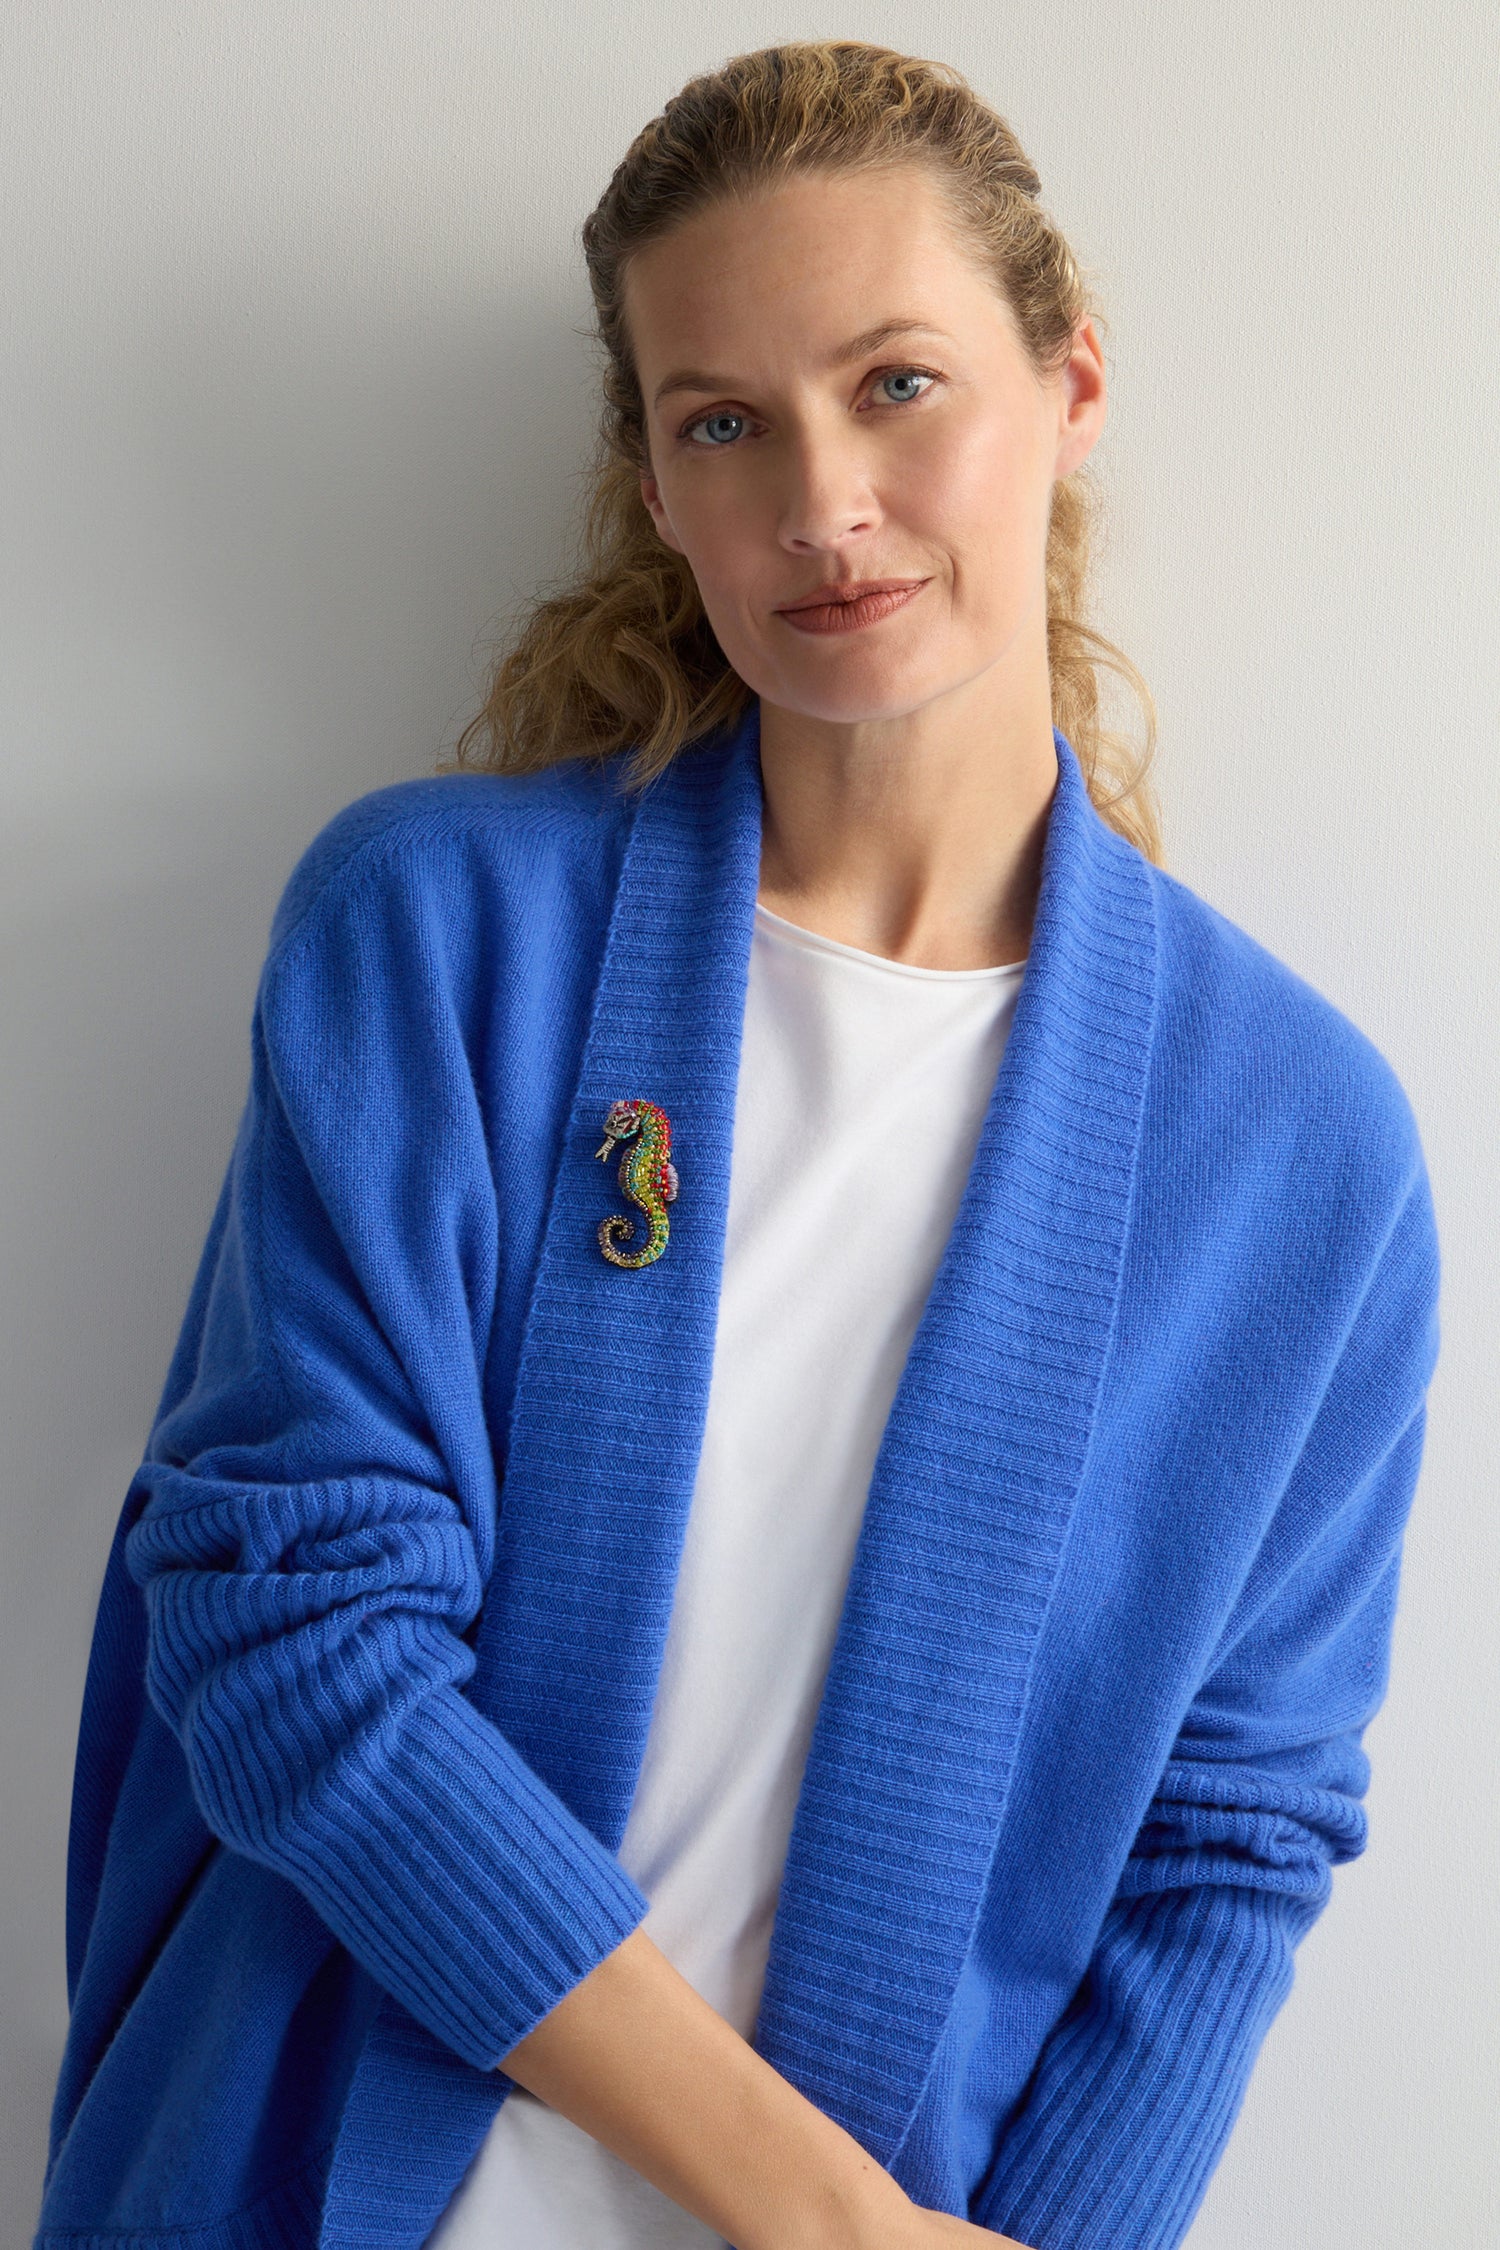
xmin=324 ymin=696 xmax=1159 ymax=2237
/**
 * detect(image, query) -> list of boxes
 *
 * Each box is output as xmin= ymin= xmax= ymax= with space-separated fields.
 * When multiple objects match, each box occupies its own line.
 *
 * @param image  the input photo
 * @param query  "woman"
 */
xmin=38 ymin=41 xmax=1439 ymax=2250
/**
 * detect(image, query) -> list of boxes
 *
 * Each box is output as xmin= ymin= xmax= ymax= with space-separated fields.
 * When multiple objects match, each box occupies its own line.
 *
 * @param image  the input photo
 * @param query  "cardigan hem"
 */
xmin=35 ymin=2145 xmax=331 ymax=2250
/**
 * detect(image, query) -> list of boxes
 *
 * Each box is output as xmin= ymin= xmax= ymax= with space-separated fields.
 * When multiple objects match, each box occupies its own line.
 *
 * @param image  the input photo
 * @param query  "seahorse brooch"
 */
xmin=594 ymin=1098 xmax=679 ymax=1268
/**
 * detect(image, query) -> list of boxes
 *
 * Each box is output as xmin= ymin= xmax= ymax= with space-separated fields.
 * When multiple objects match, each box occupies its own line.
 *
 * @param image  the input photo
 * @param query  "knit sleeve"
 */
xmin=973 ymin=1166 xmax=1440 ymax=2250
xmin=122 ymin=855 xmax=651 ymax=2073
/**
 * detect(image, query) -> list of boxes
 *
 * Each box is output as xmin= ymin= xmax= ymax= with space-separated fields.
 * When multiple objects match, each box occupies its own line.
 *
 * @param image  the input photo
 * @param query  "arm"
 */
xmin=124 ymin=879 xmax=650 ymax=2072
xmin=125 ymin=866 xmax=1016 ymax=2250
xmin=503 ymin=1921 xmax=899 ymax=2248
xmin=502 ymin=1921 xmax=1031 ymax=2249
xmin=973 ymin=1172 xmax=1440 ymax=2250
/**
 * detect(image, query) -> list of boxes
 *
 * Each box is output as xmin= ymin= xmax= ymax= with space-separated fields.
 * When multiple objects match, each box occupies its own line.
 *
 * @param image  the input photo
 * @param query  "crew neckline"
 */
xmin=753 ymin=900 xmax=1028 ymax=984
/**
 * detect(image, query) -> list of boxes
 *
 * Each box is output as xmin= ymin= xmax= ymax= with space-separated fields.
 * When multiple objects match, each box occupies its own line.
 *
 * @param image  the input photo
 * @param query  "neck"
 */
xmin=753 ymin=656 xmax=1059 ymax=972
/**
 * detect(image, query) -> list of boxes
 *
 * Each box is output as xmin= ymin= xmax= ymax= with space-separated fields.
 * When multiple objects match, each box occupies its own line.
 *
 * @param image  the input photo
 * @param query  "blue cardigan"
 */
xmin=39 ymin=705 xmax=1440 ymax=2250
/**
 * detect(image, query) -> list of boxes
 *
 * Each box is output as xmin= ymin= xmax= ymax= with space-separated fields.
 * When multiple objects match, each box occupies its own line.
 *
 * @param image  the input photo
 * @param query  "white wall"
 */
xmin=3 ymin=4 xmax=1495 ymax=2243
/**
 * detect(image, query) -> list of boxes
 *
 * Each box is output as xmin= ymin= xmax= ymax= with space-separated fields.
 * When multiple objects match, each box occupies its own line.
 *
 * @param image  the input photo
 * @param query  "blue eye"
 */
xmin=877 ymin=370 xmax=934 ymax=405
xmin=687 ymin=411 xmax=747 ymax=446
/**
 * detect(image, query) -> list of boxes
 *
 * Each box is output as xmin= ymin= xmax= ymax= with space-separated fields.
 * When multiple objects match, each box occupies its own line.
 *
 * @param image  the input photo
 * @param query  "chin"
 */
xmin=755 ymin=657 xmax=958 ymax=728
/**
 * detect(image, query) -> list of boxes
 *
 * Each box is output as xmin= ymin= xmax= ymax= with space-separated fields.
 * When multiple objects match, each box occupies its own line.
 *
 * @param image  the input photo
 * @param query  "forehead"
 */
xmin=621 ymin=164 xmax=1011 ymax=375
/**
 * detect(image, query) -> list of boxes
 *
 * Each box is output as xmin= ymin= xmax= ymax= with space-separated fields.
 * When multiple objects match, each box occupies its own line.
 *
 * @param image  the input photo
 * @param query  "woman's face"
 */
xmin=626 ymin=163 xmax=1106 ymax=729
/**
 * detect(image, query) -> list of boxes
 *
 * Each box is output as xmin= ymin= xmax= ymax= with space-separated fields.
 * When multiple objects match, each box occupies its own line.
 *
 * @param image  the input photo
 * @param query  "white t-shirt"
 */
xmin=426 ymin=901 xmax=1026 ymax=2250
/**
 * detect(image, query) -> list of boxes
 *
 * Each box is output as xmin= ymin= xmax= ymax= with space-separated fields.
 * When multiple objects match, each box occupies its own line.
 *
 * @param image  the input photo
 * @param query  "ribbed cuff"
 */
xmin=975 ymin=1884 xmax=1321 ymax=2249
xmin=196 ymin=1656 xmax=651 ymax=2070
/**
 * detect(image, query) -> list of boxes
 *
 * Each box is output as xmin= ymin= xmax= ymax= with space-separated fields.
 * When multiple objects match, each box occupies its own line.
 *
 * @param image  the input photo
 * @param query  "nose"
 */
xmin=776 ymin=425 xmax=880 ymax=555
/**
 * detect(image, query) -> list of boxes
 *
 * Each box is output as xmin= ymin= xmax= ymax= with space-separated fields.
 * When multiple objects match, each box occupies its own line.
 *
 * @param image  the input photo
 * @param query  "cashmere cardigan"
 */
xmin=38 ymin=704 xmax=1440 ymax=2250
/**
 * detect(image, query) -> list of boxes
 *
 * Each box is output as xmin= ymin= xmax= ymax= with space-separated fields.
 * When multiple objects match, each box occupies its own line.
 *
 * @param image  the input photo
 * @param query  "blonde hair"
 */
xmin=454 ymin=40 xmax=1161 ymax=862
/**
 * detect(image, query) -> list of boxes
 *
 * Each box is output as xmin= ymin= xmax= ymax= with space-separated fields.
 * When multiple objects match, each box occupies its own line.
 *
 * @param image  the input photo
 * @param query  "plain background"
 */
xmin=3 ymin=4 xmax=1496 ymax=2243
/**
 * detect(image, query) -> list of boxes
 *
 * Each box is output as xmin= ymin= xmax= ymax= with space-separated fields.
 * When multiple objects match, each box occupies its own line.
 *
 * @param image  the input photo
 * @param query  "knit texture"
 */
xmin=39 ymin=705 xmax=1439 ymax=2250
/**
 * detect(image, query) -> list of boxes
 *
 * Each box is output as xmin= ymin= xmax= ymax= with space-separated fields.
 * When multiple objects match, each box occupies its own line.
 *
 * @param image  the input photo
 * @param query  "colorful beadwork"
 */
xmin=594 ymin=1098 xmax=679 ymax=1268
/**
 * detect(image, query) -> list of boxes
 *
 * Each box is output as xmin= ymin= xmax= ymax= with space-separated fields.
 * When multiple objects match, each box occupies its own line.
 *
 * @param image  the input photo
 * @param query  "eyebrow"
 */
xmin=649 ymin=320 xmax=952 ymax=410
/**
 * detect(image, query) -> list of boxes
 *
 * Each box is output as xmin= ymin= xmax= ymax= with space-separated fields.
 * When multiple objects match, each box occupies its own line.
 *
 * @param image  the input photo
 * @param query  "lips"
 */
xmin=774 ymin=578 xmax=928 ymax=636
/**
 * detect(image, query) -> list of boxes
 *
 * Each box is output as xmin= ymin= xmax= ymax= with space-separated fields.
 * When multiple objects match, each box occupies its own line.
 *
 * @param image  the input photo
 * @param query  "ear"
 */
xmin=639 ymin=467 xmax=687 ymax=556
xmin=1054 ymin=316 xmax=1107 ymax=480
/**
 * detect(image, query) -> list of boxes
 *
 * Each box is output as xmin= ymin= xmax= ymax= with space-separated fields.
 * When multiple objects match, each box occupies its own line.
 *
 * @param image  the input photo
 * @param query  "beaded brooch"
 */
xmin=594 ymin=1098 xmax=678 ymax=1268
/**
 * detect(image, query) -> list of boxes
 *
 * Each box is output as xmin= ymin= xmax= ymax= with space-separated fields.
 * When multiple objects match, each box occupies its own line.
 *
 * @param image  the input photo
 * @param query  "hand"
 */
xmin=810 ymin=2165 xmax=1028 ymax=2250
xmin=885 ymin=2207 xmax=1028 ymax=2248
xmin=904 ymin=2214 xmax=1030 ymax=2247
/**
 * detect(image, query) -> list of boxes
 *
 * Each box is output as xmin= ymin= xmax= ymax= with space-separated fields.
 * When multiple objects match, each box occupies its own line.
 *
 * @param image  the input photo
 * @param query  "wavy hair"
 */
xmin=454 ymin=40 xmax=1161 ymax=862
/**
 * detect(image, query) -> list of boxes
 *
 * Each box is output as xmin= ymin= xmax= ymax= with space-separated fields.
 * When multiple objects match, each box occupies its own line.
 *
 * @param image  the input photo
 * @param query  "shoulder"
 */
xmin=1141 ymin=859 xmax=1430 ymax=1237
xmin=264 ymin=755 xmax=637 ymax=967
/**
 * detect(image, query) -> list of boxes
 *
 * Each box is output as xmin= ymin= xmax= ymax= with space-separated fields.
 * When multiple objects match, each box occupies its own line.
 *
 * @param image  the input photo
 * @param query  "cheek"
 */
xmin=659 ymin=468 xmax=764 ymax=597
xmin=904 ymin=415 xmax=1038 ymax=548
xmin=656 ymin=477 xmax=775 ymax=678
xmin=901 ymin=416 xmax=1052 ymax=620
